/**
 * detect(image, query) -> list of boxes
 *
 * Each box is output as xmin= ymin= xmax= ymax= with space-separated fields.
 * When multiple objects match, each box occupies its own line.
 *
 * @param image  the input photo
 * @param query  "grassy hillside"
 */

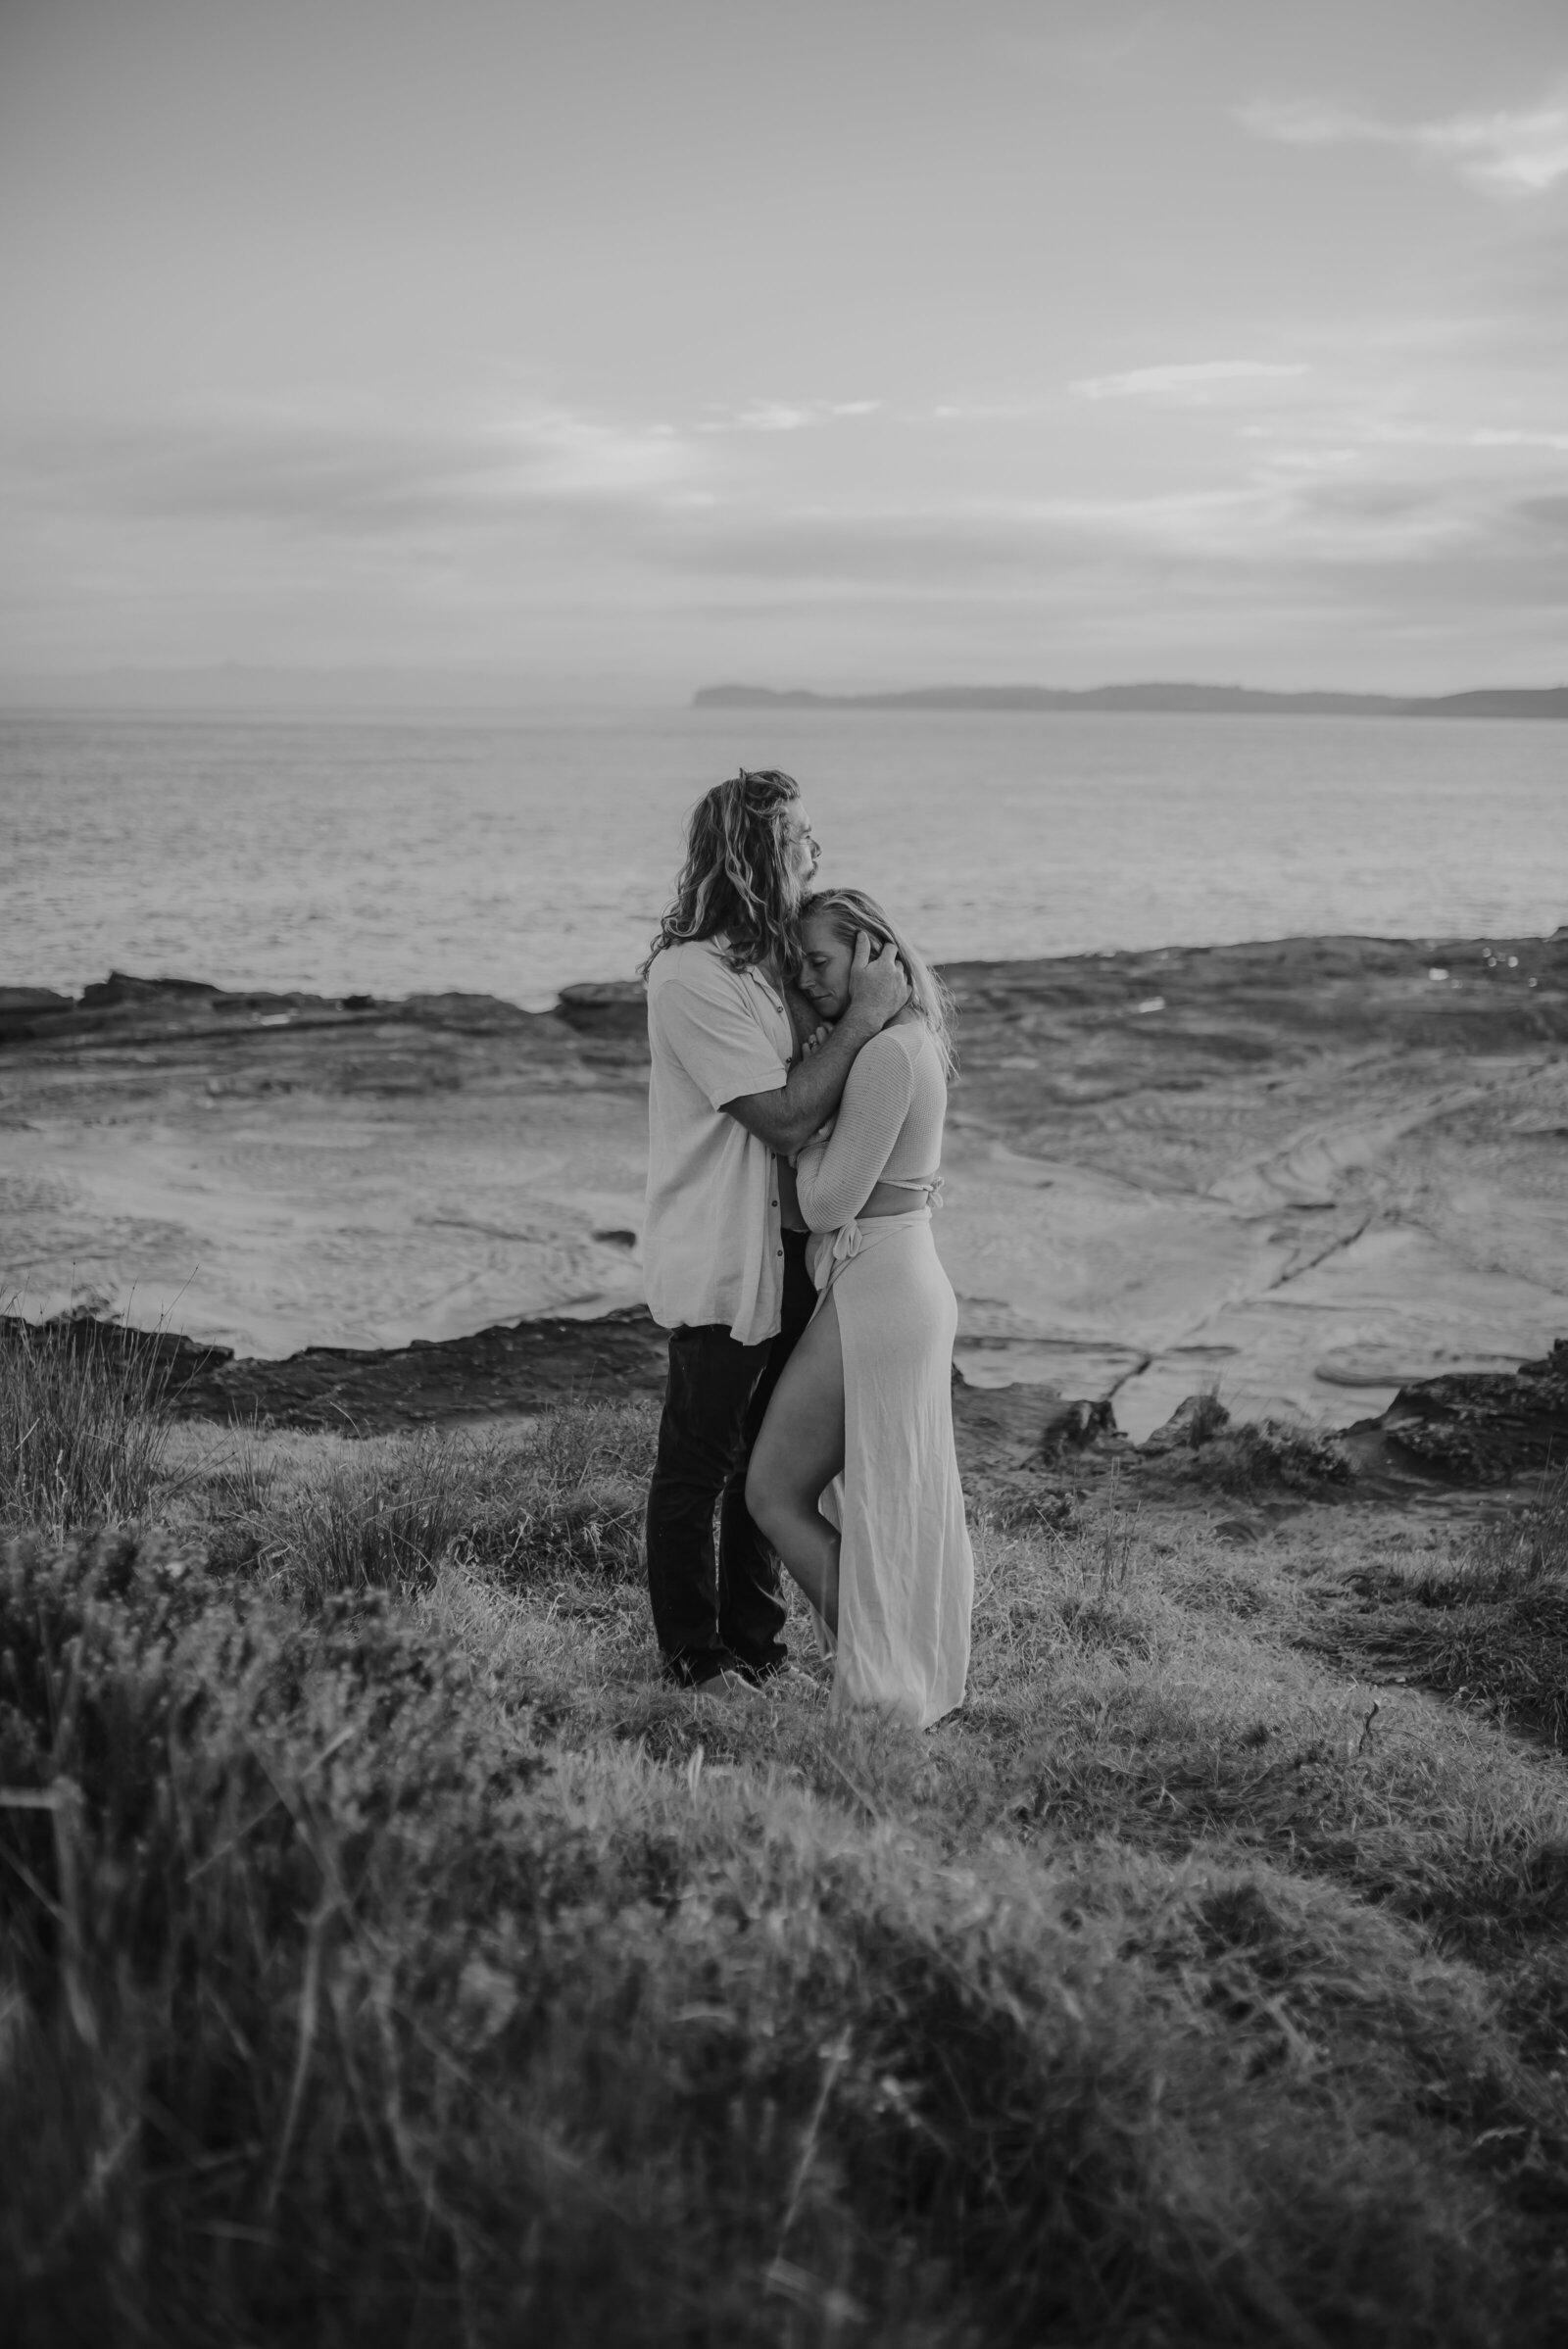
xmin=2 ymin=1319 xmax=1567 ymax=2346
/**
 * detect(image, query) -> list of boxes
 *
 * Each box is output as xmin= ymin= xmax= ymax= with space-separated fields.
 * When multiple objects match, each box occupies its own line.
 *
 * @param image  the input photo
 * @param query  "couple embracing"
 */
xmin=641 ymin=767 xmax=973 ymax=1728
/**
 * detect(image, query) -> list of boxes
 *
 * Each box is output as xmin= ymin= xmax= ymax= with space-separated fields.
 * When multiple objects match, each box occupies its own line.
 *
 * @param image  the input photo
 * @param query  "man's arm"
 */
xmin=721 ymin=936 xmax=908 ymax=1155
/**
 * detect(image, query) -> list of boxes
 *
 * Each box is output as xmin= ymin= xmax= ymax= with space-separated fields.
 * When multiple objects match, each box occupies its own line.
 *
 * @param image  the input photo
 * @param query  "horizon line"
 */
xmin=694 ymin=679 xmax=1568 ymax=718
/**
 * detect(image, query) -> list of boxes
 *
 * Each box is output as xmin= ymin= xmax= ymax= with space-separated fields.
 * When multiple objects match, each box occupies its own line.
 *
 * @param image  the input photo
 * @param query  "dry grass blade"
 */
xmin=770 ymin=2026 xmax=855 ymax=2263
xmin=265 ymin=1898 xmax=330 ymax=2216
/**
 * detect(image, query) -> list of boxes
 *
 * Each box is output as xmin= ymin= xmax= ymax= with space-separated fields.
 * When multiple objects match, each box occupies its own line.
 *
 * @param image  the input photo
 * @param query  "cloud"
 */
xmin=668 ymin=405 xmax=1568 ymax=599
xmin=702 ymin=400 xmax=882 ymax=433
xmin=6 ymin=373 xmax=1564 ymax=687
xmin=9 ymin=400 xmax=704 ymax=535
xmin=925 ymin=399 xmax=1048 ymax=424
xmin=1377 ymin=422 xmax=1568 ymax=454
xmin=1243 ymin=416 xmax=1568 ymax=457
xmin=1241 ymin=91 xmax=1568 ymax=197
xmin=487 ymin=408 xmax=696 ymax=494
xmin=677 ymin=508 xmax=1112 ymax=587
xmin=1070 ymin=362 xmax=1308 ymax=402
xmin=671 ymin=479 xmax=1345 ymax=589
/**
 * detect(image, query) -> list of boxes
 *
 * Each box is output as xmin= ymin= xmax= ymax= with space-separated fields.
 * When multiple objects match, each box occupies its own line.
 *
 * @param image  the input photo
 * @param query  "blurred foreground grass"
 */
xmin=2 ymin=1316 xmax=1567 ymax=2346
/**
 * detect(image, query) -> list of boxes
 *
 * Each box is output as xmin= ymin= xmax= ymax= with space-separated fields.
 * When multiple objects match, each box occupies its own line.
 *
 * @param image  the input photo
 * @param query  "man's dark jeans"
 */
xmin=646 ymin=1229 xmax=815 ymax=1687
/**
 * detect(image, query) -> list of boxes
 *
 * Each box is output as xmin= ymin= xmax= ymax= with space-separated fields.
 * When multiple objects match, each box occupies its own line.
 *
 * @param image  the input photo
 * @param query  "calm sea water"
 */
xmin=2 ymin=706 xmax=1562 ymax=1007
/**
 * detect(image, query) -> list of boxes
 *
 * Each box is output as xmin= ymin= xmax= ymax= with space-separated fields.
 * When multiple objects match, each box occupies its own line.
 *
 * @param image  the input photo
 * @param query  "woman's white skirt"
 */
xmin=808 ymin=1212 xmax=973 ymax=1729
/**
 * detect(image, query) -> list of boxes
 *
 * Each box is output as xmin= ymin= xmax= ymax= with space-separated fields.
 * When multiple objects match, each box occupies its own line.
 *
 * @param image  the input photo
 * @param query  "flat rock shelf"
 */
xmin=3 ymin=928 xmax=1566 ymax=1442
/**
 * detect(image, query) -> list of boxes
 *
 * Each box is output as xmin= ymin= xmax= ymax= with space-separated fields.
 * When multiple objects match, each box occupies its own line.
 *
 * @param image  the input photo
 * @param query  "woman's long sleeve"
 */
xmin=794 ymin=1034 xmax=916 ymax=1230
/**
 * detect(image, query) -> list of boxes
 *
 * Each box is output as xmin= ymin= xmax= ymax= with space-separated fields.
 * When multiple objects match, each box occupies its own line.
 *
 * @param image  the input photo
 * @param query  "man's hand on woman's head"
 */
xmin=724 ymin=936 xmax=906 ymax=1154
xmin=848 ymin=933 xmax=910 ymax=1028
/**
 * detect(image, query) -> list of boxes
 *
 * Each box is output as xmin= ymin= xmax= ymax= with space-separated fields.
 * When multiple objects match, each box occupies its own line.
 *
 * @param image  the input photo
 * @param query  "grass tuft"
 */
xmin=205 ymin=1398 xmax=662 ymax=1606
xmin=1322 ymin=1471 xmax=1568 ymax=1750
xmin=0 ymin=1310 xmax=173 ymax=1538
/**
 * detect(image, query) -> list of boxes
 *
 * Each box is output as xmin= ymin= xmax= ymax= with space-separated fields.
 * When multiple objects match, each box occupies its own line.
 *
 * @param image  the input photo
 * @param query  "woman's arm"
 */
xmin=794 ymin=1032 xmax=916 ymax=1230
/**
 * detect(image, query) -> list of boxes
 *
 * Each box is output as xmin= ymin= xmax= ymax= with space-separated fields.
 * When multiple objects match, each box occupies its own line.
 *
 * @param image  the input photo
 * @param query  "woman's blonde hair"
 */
xmin=641 ymin=768 xmax=806 ymax=978
xmin=798 ymin=887 xmax=956 ymax=1074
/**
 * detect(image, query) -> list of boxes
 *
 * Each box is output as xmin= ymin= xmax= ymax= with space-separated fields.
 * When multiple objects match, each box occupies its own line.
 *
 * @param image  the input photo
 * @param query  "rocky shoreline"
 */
xmin=8 ymin=1304 xmax=1564 ymax=1523
xmin=3 ymin=930 xmax=1566 ymax=1454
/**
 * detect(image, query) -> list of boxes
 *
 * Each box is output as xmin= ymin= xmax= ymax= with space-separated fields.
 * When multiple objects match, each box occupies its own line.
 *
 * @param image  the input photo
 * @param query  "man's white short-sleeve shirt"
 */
xmin=643 ymin=939 xmax=792 ymax=1345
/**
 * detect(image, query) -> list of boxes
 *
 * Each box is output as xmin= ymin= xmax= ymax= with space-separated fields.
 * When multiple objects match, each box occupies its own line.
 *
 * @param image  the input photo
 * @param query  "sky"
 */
xmin=2 ymin=0 xmax=1566 ymax=699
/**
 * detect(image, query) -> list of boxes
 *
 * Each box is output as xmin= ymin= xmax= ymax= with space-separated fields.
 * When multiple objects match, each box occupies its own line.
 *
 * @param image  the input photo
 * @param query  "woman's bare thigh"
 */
xmin=750 ymin=1290 xmax=845 ymax=1506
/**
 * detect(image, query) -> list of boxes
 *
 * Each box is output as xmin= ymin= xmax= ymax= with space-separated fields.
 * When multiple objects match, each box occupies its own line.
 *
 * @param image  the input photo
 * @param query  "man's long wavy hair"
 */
xmin=798 ymin=886 xmax=957 ymax=1076
xmin=641 ymin=768 xmax=805 ymax=978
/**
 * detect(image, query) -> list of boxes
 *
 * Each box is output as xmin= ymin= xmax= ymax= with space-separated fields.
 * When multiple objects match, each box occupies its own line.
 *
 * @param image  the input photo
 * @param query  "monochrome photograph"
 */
xmin=3 ymin=4 xmax=1566 ymax=2342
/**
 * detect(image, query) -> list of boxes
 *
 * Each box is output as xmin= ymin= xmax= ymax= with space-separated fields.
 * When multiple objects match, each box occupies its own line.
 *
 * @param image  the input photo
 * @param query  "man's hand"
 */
xmin=721 ymin=935 xmax=908 ymax=1154
xmin=847 ymin=933 xmax=910 ymax=1029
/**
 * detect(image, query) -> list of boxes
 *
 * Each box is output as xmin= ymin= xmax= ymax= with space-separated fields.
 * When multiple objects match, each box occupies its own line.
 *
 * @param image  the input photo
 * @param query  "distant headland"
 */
xmin=694 ymin=681 xmax=1568 ymax=719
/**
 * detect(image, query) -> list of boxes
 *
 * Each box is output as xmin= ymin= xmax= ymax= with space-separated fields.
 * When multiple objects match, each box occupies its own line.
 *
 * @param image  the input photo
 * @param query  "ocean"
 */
xmin=2 ymin=704 xmax=1563 ymax=1005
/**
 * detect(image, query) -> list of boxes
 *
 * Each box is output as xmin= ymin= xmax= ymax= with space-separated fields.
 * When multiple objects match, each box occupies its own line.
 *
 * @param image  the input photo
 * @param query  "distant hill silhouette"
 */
xmin=694 ymin=681 xmax=1568 ymax=719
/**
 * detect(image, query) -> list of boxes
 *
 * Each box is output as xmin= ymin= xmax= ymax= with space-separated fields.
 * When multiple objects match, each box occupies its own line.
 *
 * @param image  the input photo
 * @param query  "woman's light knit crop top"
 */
xmin=793 ymin=1021 xmax=946 ymax=1232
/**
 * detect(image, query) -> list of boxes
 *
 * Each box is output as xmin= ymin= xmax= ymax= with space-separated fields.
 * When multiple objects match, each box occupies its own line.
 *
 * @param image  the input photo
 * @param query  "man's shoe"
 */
xmin=691 ymin=1667 xmax=764 ymax=1706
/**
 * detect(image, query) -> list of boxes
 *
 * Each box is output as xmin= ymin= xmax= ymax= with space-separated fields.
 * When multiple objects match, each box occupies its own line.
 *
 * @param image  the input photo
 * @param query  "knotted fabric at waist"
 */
xmin=808 ymin=1204 xmax=934 ymax=1296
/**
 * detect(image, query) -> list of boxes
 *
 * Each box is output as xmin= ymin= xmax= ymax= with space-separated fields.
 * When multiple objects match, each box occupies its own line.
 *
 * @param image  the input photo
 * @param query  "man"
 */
xmin=640 ymin=766 xmax=908 ymax=1701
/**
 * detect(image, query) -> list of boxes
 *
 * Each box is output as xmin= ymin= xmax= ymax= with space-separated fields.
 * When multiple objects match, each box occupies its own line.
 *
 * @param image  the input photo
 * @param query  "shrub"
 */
xmin=0 ymin=1528 xmax=551 ymax=2343
xmin=1156 ymin=1395 xmax=1354 ymax=1494
xmin=1196 ymin=1418 xmax=1354 ymax=1493
xmin=1183 ymin=1388 xmax=1232 ymax=1446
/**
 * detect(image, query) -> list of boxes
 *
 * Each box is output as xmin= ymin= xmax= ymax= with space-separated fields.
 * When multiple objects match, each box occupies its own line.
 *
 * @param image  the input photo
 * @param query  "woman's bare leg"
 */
xmin=745 ymin=1291 xmax=846 ymax=1636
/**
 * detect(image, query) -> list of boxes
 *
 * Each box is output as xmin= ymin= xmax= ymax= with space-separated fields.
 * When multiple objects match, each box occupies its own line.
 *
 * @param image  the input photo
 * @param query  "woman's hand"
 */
xmin=784 ymin=979 xmax=832 ymax=1066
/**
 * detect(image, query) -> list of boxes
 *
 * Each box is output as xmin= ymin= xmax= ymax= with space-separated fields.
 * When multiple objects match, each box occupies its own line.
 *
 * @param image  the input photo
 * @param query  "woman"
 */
xmin=746 ymin=889 xmax=973 ymax=1728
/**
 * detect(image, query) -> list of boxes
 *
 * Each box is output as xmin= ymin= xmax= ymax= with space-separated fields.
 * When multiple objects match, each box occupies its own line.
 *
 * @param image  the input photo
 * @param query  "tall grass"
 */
xmin=209 ymin=1398 xmax=660 ymax=1605
xmin=3 ymin=1520 xmax=1561 ymax=2348
xmin=0 ymin=1312 xmax=172 ymax=1537
xmin=1466 ymin=1470 xmax=1568 ymax=1598
xmin=5 ymin=1405 xmax=1568 ymax=2343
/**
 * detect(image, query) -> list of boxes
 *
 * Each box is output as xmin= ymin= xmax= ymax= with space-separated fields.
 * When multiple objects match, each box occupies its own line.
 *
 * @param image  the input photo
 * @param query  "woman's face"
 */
xmin=799 ymin=910 xmax=857 ymax=1022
